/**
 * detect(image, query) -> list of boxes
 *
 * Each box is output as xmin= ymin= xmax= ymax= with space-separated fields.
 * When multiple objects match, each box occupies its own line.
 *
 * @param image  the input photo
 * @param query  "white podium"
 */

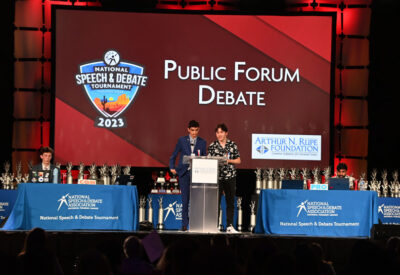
xmin=183 ymin=156 xmax=225 ymax=233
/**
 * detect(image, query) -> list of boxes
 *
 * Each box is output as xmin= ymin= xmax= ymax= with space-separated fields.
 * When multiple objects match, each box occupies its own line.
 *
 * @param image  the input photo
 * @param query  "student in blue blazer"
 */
xmin=169 ymin=120 xmax=207 ymax=231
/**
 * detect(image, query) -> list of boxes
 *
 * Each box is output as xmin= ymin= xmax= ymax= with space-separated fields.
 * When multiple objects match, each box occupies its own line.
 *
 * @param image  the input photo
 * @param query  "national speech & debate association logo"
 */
xmin=75 ymin=50 xmax=148 ymax=128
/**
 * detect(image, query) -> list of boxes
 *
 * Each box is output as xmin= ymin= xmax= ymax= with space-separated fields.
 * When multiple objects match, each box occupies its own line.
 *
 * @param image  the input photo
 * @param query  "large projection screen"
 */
xmin=53 ymin=8 xmax=335 ymax=169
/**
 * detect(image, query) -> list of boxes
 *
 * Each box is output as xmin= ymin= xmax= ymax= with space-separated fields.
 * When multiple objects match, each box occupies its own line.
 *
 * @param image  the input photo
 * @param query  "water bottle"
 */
xmin=53 ymin=168 xmax=58 ymax=184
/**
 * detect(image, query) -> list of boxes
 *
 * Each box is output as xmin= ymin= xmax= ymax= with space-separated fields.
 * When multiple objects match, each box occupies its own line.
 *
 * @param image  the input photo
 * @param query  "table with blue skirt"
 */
xmin=377 ymin=197 xmax=400 ymax=224
xmin=0 ymin=190 xmax=18 ymax=223
xmin=255 ymin=189 xmax=378 ymax=237
xmin=2 ymin=183 xmax=139 ymax=231
xmin=147 ymin=194 xmax=237 ymax=230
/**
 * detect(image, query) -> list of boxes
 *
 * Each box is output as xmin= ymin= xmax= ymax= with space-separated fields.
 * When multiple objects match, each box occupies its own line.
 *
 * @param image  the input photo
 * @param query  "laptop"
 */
xmin=281 ymin=180 xmax=304 ymax=190
xmin=30 ymin=170 xmax=51 ymax=183
xmin=115 ymin=175 xmax=135 ymax=185
xmin=328 ymin=178 xmax=350 ymax=190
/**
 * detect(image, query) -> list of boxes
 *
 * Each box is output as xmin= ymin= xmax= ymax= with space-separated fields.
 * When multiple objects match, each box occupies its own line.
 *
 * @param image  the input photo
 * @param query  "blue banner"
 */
xmin=0 ymin=190 xmax=17 ymax=223
xmin=255 ymin=190 xmax=378 ymax=237
xmin=147 ymin=194 xmax=237 ymax=230
xmin=2 ymin=183 xmax=139 ymax=231
xmin=377 ymin=197 xmax=400 ymax=224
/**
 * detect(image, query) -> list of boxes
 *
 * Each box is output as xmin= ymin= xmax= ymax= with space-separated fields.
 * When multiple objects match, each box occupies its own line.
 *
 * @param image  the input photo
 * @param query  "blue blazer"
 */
xmin=169 ymin=136 xmax=207 ymax=177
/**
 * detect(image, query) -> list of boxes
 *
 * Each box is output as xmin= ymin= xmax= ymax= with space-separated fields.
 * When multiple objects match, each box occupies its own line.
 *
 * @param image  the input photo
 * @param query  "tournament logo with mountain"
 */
xmin=75 ymin=50 xmax=148 ymax=128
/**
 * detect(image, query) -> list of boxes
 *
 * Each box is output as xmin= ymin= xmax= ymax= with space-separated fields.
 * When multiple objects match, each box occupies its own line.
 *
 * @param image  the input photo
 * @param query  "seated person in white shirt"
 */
xmin=29 ymin=147 xmax=60 ymax=183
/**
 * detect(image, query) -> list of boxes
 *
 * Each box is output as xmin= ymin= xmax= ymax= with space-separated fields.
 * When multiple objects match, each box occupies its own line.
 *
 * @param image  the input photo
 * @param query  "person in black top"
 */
xmin=208 ymin=123 xmax=241 ymax=233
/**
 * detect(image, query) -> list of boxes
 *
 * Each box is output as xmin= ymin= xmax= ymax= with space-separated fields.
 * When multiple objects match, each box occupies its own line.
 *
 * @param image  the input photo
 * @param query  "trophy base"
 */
xmin=157 ymin=224 xmax=164 ymax=230
xmin=151 ymin=189 xmax=158 ymax=194
xmin=166 ymin=189 xmax=172 ymax=194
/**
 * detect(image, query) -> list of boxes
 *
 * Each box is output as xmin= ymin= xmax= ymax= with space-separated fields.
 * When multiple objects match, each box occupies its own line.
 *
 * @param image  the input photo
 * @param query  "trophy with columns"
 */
xmin=255 ymin=168 xmax=262 ymax=194
xmin=138 ymin=196 xmax=146 ymax=223
xmin=157 ymin=197 xmax=164 ymax=230
xmin=323 ymin=167 xmax=331 ymax=184
xmin=66 ymin=162 xmax=73 ymax=184
xmin=312 ymin=167 xmax=320 ymax=184
xmin=78 ymin=162 xmax=85 ymax=181
xmin=248 ymin=201 xmax=257 ymax=232
xmin=300 ymin=168 xmax=309 ymax=189
xmin=390 ymin=170 xmax=400 ymax=198
xmin=237 ymin=197 xmax=243 ymax=232
xmin=147 ymin=197 xmax=153 ymax=224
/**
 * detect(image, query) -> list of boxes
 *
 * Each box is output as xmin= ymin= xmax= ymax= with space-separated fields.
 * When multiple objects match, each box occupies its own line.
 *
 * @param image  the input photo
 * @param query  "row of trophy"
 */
xmin=254 ymin=167 xmax=400 ymax=197
xmin=0 ymin=162 xmax=29 ymax=190
xmin=138 ymin=195 xmax=257 ymax=232
xmin=367 ymin=169 xmax=400 ymax=198
xmin=150 ymin=171 xmax=180 ymax=194
xmin=0 ymin=161 xmax=136 ymax=188
xmin=63 ymin=163 xmax=134 ymax=185
xmin=254 ymin=167 xmax=350 ymax=193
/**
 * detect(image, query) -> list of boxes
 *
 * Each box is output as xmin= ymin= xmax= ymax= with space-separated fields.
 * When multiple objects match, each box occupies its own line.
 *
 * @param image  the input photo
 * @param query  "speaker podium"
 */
xmin=183 ymin=156 xmax=225 ymax=233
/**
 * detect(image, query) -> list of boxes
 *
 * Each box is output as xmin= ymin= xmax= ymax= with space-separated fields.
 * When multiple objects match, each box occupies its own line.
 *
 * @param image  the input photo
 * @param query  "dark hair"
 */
xmin=39 ymin=147 xmax=54 ymax=156
xmin=188 ymin=120 xmax=200 ymax=128
xmin=215 ymin=123 xmax=228 ymax=133
xmin=337 ymin=163 xmax=348 ymax=171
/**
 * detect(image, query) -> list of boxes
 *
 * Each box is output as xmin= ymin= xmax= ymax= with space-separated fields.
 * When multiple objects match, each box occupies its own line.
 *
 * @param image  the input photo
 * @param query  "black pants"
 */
xmin=218 ymin=177 xmax=236 ymax=226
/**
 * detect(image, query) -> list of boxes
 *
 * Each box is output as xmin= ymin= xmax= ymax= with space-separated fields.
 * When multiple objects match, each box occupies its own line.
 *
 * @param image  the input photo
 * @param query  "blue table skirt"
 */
xmin=2 ymin=183 xmax=139 ymax=231
xmin=0 ymin=190 xmax=18 ymax=223
xmin=255 ymin=190 xmax=378 ymax=237
xmin=377 ymin=197 xmax=400 ymax=224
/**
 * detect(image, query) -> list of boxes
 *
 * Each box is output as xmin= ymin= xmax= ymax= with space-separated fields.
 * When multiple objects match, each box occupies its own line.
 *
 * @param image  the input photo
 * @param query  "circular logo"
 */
xmin=104 ymin=50 xmax=120 ymax=66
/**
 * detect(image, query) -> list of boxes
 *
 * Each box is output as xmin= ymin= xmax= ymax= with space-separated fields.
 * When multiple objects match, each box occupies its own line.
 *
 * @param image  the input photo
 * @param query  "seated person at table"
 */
xmin=29 ymin=147 xmax=60 ymax=183
xmin=333 ymin=162 xmax=355 ymax=189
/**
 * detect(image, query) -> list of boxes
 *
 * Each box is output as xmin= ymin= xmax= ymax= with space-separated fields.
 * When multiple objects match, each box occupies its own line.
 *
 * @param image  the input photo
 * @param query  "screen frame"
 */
xmin=51 ymin=6 xmax=336 ymax=170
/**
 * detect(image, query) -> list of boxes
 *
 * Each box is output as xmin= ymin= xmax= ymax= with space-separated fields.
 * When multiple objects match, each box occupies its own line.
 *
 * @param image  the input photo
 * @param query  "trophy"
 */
xmin=156 ymin=171 xmax=166 ymax=193
xmin=390 ymin=171 xmax=400 ymax=198
xmin=369 ymin=169 xmax=380 ymax=196
xmin=218 ymin=208 xmax=224 ymax=231
xmin=13 ymin=161 xmax=23 ymax=189
xmin=381 ymin=170 xmax=388 ymax=197
xmin=255 ymin=168 xmax=262 ymax=194
xmin=237 ymin=197 xmax=243 ymax=232
xmin=323 ymin=167 xmax=331 ymax=184
xmin=123 ymin=165 xmax=131 ymax=176
xmin=78 ymin=162 xmax=85 ymax=181
xmin=248 ymin=201 xmax=256 ymax=232
xmin=157 ymin=197 xmax=164 ymax=230
xmin=88 ymin=163 xmax=97 ymax=181
xmin=358 ymin=172 xmax=368 ymax=191
xmin=27 ymin=160 xmax=33 ymax=172
xmin=312 ymin=167 xmax=320 ymax=184
xmin=99 ymin=164 xmax=110 ymax=185
xmin=110 ymin=164 xmax=119 ymax=185
xmin=289 ymin=168 xmax=299 ymax=180
xmin=139 ymin=196 xmax=146 ymax=223
xmin=22 ymin=173 xmax=29 ymax=183
xmin=262 ymin=169 xmax=268 ymax=189
xmin=300 ymin=168 xmax=309 ymax=189
xmin=266 ymin=168 xmax=274 ymax=189
xmin=0 ymin=162 xmax=13 ymax=190
xmin=147 ymin=197 xmax=153 ymax=224
xmin=277 ymin=168 xmax=286 ymax=189
xmin=66 ymin=162 xmax=73 ymax=184
xmin=170 ymin=173 xmax=179 ymax=193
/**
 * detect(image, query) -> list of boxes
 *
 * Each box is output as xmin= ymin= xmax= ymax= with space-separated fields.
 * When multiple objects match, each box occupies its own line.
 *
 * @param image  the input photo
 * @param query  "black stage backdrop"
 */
xmin=368 ymin=1 xmax=400 ymax=173
xmin=0 ymin=0 xmax=14 ymax=166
